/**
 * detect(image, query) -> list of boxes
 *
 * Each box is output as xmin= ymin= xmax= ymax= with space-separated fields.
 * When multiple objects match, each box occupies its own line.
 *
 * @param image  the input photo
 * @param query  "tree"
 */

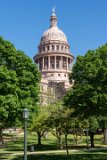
xmin=64 ymin=44 xmax=107 ymax=147
xmin=30 ymin=106 xmax=50 ymax=145
xmin=59 ymin=108 xmax=74 ymax=155
xmin=0 ymin=37 xmax=40 ymax=145
xmin=46 ymin=102 xmax=64 ymax=150
xmin=88 ymin=116 xmax=99 ymax=147
xmin=98 ymin=116 xmax=107 ymax=144
xmin=47 ymin=102 xmax=75 ymax=155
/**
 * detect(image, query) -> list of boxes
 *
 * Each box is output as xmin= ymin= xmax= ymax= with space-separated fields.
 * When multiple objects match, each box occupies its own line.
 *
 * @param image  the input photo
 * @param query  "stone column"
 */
xmin=48 ymin=56 xmax=50 ymax=70
xmin=55 ymin=56 xmax=56 ymax=70
xmin=42 ymin=57 xmax=44 ymax=70
xmin=50 ymin=45 xmax=52 ymax=51
xmin=66 ymin=57 xmax=68 ymax=70
xmin=62 ymin=56 xmax=64 ymax=69
xmin=54 ymin=45 xmax=56 ymax=52
xmin=45 ymin=46 xmax=47 ymax=52
xmin=60 ymin=56 xmax=63 ymax=69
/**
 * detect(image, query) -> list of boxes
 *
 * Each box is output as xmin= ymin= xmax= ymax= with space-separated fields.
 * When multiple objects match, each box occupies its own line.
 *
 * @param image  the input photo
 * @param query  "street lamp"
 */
xmin=23 ymin=108 xmax=29 ymax=160
xmin=86 ymin=128 xmax=89 ymax=149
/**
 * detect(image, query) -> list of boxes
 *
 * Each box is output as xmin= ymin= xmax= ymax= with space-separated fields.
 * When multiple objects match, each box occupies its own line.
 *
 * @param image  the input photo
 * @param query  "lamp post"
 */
xmin=86 ymin=128 xmax=89 ymax=149
xmin=23 ymin=108 xmax=29 ymax=160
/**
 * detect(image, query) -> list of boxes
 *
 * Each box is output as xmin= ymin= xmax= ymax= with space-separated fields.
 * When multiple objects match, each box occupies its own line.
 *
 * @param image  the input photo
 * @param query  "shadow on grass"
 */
xmin=28 ymin=144 xmax=59 ymax=151
xmin=0 ymin=153 xmax=12 ymax=159
xmin=5 ymin=140 xmax=24 ymax=151
xmin=11 ymin=153 xmax=107 ymax=160
xmin=5 ymin=143 xmax=59 ymax=152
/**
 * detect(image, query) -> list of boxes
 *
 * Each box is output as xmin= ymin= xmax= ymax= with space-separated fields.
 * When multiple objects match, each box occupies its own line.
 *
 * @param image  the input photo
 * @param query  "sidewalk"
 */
xmin=11 ymin=147 xmax=107 ymax=156
xmin=11 ymin=149 xmax=79 ymax=156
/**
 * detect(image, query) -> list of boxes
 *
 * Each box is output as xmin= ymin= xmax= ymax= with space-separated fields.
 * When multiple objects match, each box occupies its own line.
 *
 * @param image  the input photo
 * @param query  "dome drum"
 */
xmin=38 ymin=43 xmax=70 ymax=54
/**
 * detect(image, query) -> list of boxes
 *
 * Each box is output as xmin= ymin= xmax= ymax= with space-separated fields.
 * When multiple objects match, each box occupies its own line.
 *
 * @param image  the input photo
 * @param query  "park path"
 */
xmin=12 ymin=149 xmax=79 ymax=156
xmin=10 ymin=147 xmax=107 ymax=156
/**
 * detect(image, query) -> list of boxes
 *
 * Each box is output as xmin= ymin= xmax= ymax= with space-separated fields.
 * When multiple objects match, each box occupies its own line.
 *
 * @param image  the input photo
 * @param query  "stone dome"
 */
xmin=41 ymin=26 xmax=68 ymax=43
xmin=40 ymin=8 xmax=68 ymax=44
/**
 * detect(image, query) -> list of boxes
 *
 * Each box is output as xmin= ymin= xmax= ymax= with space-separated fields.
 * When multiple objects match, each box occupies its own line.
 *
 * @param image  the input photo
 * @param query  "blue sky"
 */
xmin=0 ymin=0 xmax=107 ymax=60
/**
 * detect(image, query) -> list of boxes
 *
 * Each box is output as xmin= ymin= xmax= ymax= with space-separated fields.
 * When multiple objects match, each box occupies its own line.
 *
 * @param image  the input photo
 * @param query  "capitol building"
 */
xmin=33 ymin=9 xmax=74 ymax=105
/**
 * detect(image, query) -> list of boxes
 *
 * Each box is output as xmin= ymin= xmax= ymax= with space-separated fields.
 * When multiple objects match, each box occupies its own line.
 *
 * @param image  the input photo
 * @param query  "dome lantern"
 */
xmin=50 ymin=7 xmax=57 ymax=27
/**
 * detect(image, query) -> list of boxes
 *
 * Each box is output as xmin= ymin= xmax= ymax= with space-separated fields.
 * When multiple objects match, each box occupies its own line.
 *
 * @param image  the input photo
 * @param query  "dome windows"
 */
xmin=56 ymin=45 xmax=59 ymax=50
xmin=38 ymin=44 xmax=69 ymax=54
xmin=43 ymin=46 xmax=45 ymax=52
xmin=47 ymin=45 xmax=50 ymax=51
xmin=52 ymin=45 xmax=54 ymax=50
xmin=61 ymin=46 xmax=63 ymax=51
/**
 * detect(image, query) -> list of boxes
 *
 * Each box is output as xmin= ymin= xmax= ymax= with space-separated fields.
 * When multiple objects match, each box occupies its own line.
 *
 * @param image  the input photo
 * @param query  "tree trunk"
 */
xmin=56 ymin=128 xmax=63 ymax=149
xmin=104 ymin=129 xmax=107 ymax=144
xmin=65 ymin=134 xmax=69 ymax=155
xmin=37 ymin=131 xmax=42 ymax=145
xmin=58 ymin=134 xmax=63 ymax=149
xmin=0 ymin=129 xmax=3 ymax=147
xmin=89 ymin=131 xmax=94 ymax=148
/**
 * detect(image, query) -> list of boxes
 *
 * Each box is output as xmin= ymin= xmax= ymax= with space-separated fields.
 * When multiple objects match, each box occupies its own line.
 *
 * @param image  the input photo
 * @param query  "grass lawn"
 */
xmin=0 ymin=131 xmax=107 ymax=160
xmin=6 ymin=151 xmax=107 ymax=160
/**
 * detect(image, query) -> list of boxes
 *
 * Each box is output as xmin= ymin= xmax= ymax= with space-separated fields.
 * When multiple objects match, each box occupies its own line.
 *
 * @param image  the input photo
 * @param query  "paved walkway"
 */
xmin=8 ymin=147 xmax=107 ymax=156
xmin=12 ymin=149 xmax=79 ymax=156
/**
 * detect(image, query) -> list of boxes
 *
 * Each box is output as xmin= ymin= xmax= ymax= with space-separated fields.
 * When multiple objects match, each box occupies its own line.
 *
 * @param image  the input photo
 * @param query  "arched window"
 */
xmin=61 ymin=46 xmax=63 ymax=50
xmin=52 ymin=45 xmax=54 ymax=50
xmin=43 ymin=46 xmax=45 ymax=51
xmin=47 ymin=46 xmax=49 ymax=51
xmin=57 ymin=45 xmax=59 ymax=50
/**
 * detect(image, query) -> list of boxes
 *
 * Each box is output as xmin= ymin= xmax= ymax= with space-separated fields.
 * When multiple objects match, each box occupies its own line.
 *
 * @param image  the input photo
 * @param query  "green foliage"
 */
xmin=30 ymin=106 xmax=50 ymax=133
xmin=65 ymin=44 xmax=107 ymax=118
xmin=0 ymin=37 xmax=40 ymax=131
xmin=87 ymin=116 xmax=99 ymax=132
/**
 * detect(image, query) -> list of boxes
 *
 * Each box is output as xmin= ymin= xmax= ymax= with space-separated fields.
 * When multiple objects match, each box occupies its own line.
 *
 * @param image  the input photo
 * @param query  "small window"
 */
xmin=58 ymin=74 xmax=60 ymax=77
xmin=57 ymin=45 xmax=59 ymax=50
xmin=51 ymin=74 xmax=53 ymax=76
xmin=52 ymin=45 xmax=54 ymax=50
xmin=43 ymin=46 xmax=45 ymax=51
xmin=47 ymin=46 xmax=49 ymax=50
xmin=61 ymin=46 xmax=63 ymax=50
xmin=64 ymin=74 xmax=66 ymax=77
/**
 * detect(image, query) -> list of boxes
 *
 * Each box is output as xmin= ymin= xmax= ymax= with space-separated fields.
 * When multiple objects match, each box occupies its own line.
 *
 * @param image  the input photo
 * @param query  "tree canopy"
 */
xmin=0 ymin=37 xmax=40 ymax=134
xmin=65 ymin=44 xmax=107 ymax=118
